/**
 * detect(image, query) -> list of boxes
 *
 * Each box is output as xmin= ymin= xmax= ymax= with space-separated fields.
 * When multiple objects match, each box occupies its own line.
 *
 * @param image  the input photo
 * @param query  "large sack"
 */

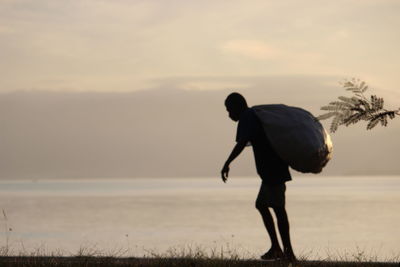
xmin=252 ymin=104 xmax=333 ymax=173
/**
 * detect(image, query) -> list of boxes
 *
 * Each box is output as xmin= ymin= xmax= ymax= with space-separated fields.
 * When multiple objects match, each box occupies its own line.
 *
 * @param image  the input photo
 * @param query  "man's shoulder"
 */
xmin=239 ymin=108 xmax=257 ymax=122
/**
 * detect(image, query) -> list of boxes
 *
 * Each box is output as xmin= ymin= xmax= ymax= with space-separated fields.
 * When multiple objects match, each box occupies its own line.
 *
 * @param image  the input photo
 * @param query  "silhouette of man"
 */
xmin=221 ymin=92 xmax=296 ymax=261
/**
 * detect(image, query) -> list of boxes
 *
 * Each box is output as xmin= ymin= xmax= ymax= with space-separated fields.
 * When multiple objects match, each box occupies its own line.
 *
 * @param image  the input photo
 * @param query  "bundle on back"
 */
xmin=253 ymin=104 xmax=333 ymax=174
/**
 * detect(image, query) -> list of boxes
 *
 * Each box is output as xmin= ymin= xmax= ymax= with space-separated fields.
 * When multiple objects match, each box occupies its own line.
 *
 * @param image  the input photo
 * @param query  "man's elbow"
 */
xmin=236 ymin=140 xmax=248 ymax=149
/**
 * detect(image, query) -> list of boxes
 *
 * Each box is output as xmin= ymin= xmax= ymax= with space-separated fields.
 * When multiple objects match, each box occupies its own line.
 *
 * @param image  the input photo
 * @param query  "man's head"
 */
xmin=225 ymin=92 xmax=248 ymax=122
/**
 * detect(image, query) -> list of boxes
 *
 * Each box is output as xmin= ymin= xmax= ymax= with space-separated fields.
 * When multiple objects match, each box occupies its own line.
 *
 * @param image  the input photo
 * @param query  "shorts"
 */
xmin=256 ymin=182 xmax=286 ymax=208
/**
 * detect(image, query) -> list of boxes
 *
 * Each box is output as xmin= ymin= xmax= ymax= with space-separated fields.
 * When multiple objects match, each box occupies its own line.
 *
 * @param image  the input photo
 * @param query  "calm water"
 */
xmin=0 ymin=176 xmax=399 ymax=260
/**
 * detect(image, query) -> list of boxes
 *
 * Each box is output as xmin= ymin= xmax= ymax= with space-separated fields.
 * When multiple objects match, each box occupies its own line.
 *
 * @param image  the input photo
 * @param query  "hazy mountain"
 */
xmin=1 ymin=76 xmax=399 ymax=179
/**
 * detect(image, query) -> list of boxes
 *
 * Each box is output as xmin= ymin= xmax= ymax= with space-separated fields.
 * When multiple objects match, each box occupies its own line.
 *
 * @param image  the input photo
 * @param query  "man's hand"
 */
xmin=220 ymin=141 xmax=246 ymax=184
xmin=221 ymin=163 xmax=230 ymax=183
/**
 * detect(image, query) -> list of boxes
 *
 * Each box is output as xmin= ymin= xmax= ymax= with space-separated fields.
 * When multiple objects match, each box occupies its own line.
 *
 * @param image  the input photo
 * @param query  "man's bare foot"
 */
xmin=283 ymin=249 xmax=297 ymax=262
xmin=260 ymin=247 xmax=284 ymax=261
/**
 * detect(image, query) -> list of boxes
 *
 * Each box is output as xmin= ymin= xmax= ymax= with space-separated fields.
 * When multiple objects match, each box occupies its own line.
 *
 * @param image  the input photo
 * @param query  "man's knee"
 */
xmin=256 ymin=199 xmax=274 ymax=211
xmin=255 ymin=200 xmax=266 ymax=211
xmin=273 ymin=206 xmax=287 ymax=219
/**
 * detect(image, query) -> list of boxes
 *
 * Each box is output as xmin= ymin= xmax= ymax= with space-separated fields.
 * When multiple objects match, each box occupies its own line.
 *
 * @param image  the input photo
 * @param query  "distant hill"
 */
xmin=1 ymin=76 xmax=399 ymax=179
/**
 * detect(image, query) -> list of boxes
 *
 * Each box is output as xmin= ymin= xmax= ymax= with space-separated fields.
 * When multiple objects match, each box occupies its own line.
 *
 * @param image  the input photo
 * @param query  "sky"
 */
xmin=0 ymin=0 xmax=400 ymax=98
xmin=1 ymin=0 xmax=400 ymax=179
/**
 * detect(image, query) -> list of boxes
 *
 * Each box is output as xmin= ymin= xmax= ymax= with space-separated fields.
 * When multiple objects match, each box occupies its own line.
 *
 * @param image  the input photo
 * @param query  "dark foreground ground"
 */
xmin=0 ymin=257 xmax=398 ymax=267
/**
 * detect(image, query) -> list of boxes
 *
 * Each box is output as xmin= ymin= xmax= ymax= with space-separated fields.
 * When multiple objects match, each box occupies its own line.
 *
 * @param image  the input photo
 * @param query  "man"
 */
xmin=221 ymin=92 xmax=296 ymax=261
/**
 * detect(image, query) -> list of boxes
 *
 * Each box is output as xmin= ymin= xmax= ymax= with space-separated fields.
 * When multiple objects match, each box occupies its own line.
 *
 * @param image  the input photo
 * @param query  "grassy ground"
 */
xmin=1 ymin=217 xmax=399 ymax=267
xmin=0 ymin=256 xmax=399 ymax=267
xmin=1 ymin=244 xmax=399 ymax=267
xmin=0 ymin=246 xmax=399 ymax=267
xmin=1 ymin=242 xmax=399 ymax=267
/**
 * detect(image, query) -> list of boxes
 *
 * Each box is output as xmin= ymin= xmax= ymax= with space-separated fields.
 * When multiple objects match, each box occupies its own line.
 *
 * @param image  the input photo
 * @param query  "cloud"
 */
xmin=219 ymin=39 xmax=328 ymax=76
xmin=220 ymin=39 xmax=324 ymax=62
xmin=221 ymin=40 xmax=281 ymax=60
xmin=328 ymin=30 xmax=350 ymax=41
xmin=0 ymin=0 xmax=399 ymax=93
xmin=0 ymin=25 xmax=15 ymax=34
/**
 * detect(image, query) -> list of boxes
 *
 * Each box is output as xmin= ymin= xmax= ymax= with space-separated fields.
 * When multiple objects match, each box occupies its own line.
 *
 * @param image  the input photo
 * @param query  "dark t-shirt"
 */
xmin=236 ymin=108 xmax=291 ymax=184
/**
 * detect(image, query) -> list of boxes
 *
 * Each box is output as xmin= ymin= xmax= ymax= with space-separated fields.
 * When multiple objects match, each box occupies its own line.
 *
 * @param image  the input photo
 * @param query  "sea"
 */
xmin=0 ymin=176 xmax=399 ymax=261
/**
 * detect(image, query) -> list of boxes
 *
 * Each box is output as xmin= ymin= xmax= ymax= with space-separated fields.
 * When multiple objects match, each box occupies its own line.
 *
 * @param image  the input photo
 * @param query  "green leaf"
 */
xmin=317 ymin=112 xmax=339 ymax=120
xmin=343 ymin=112 xmax=368 ymax=126
xmin=321 ymin=78 xmax=399 ymax=132
xmin=359 ymin=81 xmax=365 ymax=90
xmin=321 ymin=105 xmax=341 ymax=111
xmin=367 ymin=118 xmax=379 ymax=130
xmin=338 ymin=96 xmax=356 ymax=104
xmin=343 ymin=81 xmax=354 ymax=87
xmin=379 ymin=116 xmax=388 ymax=126
xmin=345 ymin=87 xmax=361 ymax=92
xmin=328 ymin=101 xmax=353 ymax=109
xmin=330 ymin=116 xmax=343 ymax=133
xmin=378 ymin=98 xmax=384 ymax=109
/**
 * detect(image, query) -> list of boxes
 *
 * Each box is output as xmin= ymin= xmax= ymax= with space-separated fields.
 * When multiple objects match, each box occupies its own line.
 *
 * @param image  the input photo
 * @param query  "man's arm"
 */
xmin=221 ymin=140 xmax=248 ymax=183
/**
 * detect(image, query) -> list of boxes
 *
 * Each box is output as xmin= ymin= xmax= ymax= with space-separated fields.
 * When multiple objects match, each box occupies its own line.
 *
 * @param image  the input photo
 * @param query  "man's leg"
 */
xmin=273 ymin=206 xmax=296 ymax=260
xmin=255 ymin=202 xmax=281 ymax=251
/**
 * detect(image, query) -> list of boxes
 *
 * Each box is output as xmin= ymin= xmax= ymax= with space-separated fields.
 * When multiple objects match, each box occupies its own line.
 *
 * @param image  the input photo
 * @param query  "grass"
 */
xmin=0 ymin=243 xmax=399 ymax=267
xmin=1 ymin=210 xmax=399 ymax=266
xmin=0 ymin=255 xmax=399 ymax=267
